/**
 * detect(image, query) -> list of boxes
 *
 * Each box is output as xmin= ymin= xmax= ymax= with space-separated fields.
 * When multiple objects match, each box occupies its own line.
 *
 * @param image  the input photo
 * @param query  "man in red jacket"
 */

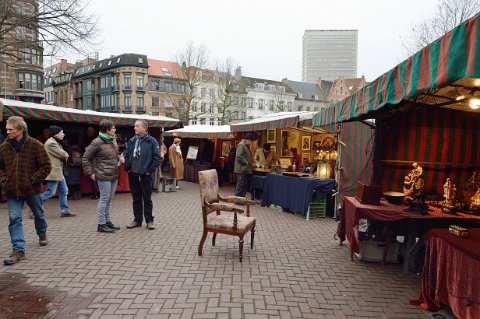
xmin=0 ymin=116 xmax=51 ymax=265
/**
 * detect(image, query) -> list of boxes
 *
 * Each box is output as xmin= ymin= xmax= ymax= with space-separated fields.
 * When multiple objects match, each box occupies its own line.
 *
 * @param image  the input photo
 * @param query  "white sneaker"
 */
xmin=176 ymin=186 xmax=180 ymax=189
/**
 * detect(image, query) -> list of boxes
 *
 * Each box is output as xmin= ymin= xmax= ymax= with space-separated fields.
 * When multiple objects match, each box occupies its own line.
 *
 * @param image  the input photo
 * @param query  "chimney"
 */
xmin=317 ymin=77 xmax=322 ymax=89
xmin=235 ymin=66 xmax=242 ymax=81
xmin=60 ymin=59 xmax=67 ymax=71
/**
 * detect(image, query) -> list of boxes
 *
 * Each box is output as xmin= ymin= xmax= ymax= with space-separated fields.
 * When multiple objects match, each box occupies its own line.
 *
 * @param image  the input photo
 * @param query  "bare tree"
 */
xmin=213 ymin=58 xmax=240 ymax=125
xmin=0 ymin=0 xmax=99 ymax=63
xmin=174 ymin=41 xmax=209 ymax=124
xmin=403 ymin=0 xmax=480 ymax=54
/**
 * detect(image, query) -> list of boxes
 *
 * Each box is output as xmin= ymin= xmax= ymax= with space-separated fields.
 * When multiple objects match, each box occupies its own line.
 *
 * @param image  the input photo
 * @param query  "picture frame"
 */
xmin=186 ymin=146 xmax=199 ymax=160
xmin=279 ymin=158 xmax=291 ymax=167
xmin=221 ymin=140 xmax=233 ymax=157
xmin=313 ymin=141 xmax=321 ymax=149
xmin=267 ymin=129 xmax=276 ymax=143
xmin=301 ymin=136 xmax=311 ymax=151
xmin=280 ymin=129 xmax=299 ymax=157
xmin=302 ymin=153 xmax=310 ymax=163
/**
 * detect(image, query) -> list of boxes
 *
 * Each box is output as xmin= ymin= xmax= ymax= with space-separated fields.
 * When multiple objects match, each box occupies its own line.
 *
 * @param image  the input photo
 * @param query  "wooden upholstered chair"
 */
xmin=198 ymin=169 xmax=256 ymax=262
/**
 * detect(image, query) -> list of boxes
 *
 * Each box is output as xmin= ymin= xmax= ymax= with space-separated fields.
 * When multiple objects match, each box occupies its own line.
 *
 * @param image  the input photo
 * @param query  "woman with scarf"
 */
xmin=168 ymin=138 xmax=184 ymax=189
xmin=82 ymin=120 xmax=124 ymax=233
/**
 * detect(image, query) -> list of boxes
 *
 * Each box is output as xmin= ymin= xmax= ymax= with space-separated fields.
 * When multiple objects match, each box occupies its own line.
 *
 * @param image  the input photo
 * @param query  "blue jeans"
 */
xmin=41 ymin=178 xmax=70 ymax=213
xmin=97 ymin=179 xmax=118 ymax=225
xmin=7 ymin=195 xmax=48 ymax=252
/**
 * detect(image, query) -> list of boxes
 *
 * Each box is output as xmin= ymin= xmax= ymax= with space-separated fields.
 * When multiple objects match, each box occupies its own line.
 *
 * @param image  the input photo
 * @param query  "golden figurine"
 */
xmin=442 ymin=178 xmax=456 ymax=208
xmin=464 ymin=171 xmax=480 ymax=202
xmin=403 ymin=162 xmax=425 ymax=201
xmin=470 ymin=188 xmax=480 ymax=211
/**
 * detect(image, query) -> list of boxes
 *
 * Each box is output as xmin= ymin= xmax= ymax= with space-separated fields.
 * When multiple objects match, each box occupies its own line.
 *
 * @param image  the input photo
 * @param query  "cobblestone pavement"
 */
xmin=0 ymin=181 xmax=432 ymax=318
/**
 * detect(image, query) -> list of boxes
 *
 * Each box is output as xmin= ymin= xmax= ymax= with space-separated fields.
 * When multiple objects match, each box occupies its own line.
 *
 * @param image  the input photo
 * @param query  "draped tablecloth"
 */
xmin=411 ymin=228 xmax=480 ymax=319
xmin=261 ymin=174 xmax=335 ymax=213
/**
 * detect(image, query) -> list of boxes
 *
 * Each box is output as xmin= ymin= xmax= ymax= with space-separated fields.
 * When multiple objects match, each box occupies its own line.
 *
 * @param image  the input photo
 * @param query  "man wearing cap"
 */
xmin=39 ymin=125 xmax=76 ymax=217
xmin=254 ymin=143 xmax=279 ymax=169
xmin=234 ymin=133 xmax=255 ymax=197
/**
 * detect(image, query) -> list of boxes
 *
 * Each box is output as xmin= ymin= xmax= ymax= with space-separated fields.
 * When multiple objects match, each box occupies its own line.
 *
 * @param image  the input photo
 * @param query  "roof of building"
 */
xmin=72 ymin=53 xmax=148 ymax=78
xmin=284 ymin=79 xmax=328 ymax=101
xmin=148 ymin=59 xmax=186 ymax=79
xmin=241 ymin=76 xmax=295 ymax=94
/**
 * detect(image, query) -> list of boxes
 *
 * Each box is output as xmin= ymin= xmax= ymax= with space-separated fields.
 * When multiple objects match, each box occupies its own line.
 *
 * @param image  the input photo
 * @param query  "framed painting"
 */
xmin=221 ymin=140 xmax=233 ymax=157
xmin=267 ymin=129 xmax=276 ymax=143
xmin=280 ymin=129 xmax=299 ymax=156
xmin=301 ymin=136 xmax=311 ymax=151
xmin=302 ymin=153 xmax=310 ymax=163
xmin=313 ymin=141 xmax=321 ymax=149
xmin=279 ymin=158 xmax=291 ymax=166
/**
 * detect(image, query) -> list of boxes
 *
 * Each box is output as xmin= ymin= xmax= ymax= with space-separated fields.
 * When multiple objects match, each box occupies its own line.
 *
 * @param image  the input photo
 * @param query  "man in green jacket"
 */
xmin=0 ymin=116 xmax=52 ymax=265
xmin=234 ymin=133 xmax=256 ymax=197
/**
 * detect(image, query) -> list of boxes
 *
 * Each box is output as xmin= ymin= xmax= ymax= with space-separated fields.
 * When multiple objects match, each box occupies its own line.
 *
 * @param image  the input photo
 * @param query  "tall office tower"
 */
xmin=302 ymin=30 xmax=358 ymax=83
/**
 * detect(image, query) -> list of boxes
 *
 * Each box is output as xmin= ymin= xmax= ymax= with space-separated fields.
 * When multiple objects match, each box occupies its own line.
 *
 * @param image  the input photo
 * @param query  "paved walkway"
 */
xmin=0 ymin=181 xmax=433 ymax=318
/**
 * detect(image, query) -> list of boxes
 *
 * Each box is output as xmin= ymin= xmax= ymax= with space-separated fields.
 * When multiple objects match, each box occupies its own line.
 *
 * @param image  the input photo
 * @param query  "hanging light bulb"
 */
xmin=469 ymin=98 xmax=480 ymax=110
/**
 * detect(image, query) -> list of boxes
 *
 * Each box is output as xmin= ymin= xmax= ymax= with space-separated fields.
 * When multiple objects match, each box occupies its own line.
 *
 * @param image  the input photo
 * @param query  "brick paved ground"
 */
xmin=0 ymin=181 xmax=433 ymax=318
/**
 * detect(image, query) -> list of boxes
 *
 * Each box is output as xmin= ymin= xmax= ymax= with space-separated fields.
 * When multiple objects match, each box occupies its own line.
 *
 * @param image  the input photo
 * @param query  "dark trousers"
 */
xmin=235 ymin=173 xmax=252 ymax=197
xmin=128 ymin=173 xmax=154 ymax=224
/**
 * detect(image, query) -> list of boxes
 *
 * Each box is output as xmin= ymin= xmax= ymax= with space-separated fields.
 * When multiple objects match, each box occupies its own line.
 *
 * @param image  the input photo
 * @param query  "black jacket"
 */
xmin=124 ymin=134 xmax=161 ymax=175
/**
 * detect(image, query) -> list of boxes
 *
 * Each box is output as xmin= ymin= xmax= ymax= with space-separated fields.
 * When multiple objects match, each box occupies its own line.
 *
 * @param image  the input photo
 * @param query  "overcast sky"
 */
xmin=63 ymin=0 xmax=440 ymax=82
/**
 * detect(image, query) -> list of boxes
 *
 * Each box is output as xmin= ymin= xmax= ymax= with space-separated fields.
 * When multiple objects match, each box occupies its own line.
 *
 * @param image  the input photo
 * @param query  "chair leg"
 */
xmin=212 ymin=233 xmax=217 ymax=246
xmin=250 ymin=226 xmax=255 ymax=249
xmin=239 ymin=236 xmax=244 ymax=262
xmin=198 ymin=229 xmax=208 ymax=256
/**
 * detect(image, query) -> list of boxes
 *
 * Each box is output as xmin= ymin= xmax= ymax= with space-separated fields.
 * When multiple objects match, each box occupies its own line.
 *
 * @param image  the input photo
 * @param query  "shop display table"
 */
xmin=80 ymin=163 xmax=130 ymax=194
xmin=260 ymin=174 xmax=335 ymax=219
xmin=412 ymin=228 xmax=480 ymax=319
xmin=340 ymin=196 xmax=480 ymax=271
xmin=250 ymin=175 xmax=266 ymax=200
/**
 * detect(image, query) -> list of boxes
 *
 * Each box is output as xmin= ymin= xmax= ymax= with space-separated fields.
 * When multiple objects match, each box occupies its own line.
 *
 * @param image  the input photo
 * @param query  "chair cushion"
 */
xmin=207 ymin=214 xmax=256 ymax=233
xmin=199 ymin=169 xmax=219 ymax=205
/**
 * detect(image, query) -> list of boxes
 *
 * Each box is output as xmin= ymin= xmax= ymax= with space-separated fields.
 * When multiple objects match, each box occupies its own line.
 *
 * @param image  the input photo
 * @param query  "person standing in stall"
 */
xmin=38 ymin=125 xmax=76 ymax=218
xmin=234 ymin=133 xmax=256 ymax=197
xmin=124 ymin=120 xmax=161 ymax=230
xmin=0 ymin=116 xmax=51 ymax=265
xmin=82 ymin=120 xmax=123 ymax=233
xmin=168 ymin=137 xmax=184 ymax=189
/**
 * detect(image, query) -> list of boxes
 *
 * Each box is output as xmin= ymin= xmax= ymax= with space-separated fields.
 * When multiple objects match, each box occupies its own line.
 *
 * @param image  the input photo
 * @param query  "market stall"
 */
xmin=311 ymin=13 xmax=480 ymax=313
xmin=163 ymin=125 xmax=234 ymax=184
xmin=0 ymin=99 xmax=181 ymax=195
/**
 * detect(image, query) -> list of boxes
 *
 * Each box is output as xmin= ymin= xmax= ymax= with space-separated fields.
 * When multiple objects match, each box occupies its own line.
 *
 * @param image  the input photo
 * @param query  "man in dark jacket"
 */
xmin=234 ymin=133 xmax=256 ymax=197
xmin=124 ymin=120 xmax=161 ymax=230
xmin=0 ymin=116 xmax=51 ymax=265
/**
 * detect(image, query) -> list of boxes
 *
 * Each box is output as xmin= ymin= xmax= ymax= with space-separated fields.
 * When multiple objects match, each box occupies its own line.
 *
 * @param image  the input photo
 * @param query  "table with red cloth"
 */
xmin=339 ymin=196 xmax=480 ymax=271
xmin=411 ymin=228 xmax=480 ymax=319
xmin=80 ymin=164 xmax=130 ymax=194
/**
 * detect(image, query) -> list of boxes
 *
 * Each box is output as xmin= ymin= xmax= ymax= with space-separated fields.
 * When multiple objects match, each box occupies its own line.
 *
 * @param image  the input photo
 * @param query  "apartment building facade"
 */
xmin=302 ymin=29 xmax=358 ymax=83
xmin=44 ymin=59 xmax=77 ymax=107
xmin=327 ymin=75 xmax=367 ymax=104
xmin=0 ymin=0 xmax=44 ymax=102
xmin=282 ymin=78 xmax=331 ymax=112
xmin=71 ymin=54 xmax=148 ymax=113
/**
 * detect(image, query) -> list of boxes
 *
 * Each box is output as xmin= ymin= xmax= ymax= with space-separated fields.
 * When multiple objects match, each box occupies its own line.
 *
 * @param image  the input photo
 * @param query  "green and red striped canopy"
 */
xmin=163 ymin=125 xmax=234 ymax=139
xmin=0 ymin=99 xmax=181 ymax=128
xmin=231 ymin=111 xmax=317 ymax=132
xmin=313 ymin=13 xmax=480 ymax=127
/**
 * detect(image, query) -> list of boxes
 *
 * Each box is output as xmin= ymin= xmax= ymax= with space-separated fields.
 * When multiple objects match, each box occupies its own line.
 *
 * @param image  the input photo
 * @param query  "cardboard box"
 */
xmin=355 ymin=181 xmax=382 ymax=205
xmin=357 ymin=240 xmax=399 ymax=263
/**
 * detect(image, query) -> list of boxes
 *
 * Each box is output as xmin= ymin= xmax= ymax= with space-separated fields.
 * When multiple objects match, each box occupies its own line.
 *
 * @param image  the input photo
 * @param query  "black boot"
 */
xmin=97 ymin=224 xmax=115 ymax=233
xmin=106 ymin=221 xmax=120 ymax=230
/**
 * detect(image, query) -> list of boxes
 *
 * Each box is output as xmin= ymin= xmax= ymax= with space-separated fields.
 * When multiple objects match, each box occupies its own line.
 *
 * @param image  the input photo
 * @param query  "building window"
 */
xmin=124 ymin=94 xmax=131 ymax=109
xmin=248 ymin=97 xmax=254 ymax=108
xmin=233 ymin=96 xmax=238 ymax=105
xmin=191 ymin=120 xmax=197 ymax=125
xmin=137 ymin=95 xmax=144 ymax=110
xmin=209 ymin=103 xmax=214 ymax=113
xmin=136 ymin=74 xmax=144 ymax=89
xmin=191 ymin=102 xmax=197 ymax=112
xmin=287 ymin=101 xmax=293 ymax=111
xmin=201 ymin=87 xmax=206 ymax=98
xmin=152 ymin=96 xmax=159 ymax=107
xmin=306 ymin=106 xmax=311 ymax=111
xmin=258 ymin=98 xmax=264 ymax=110
xmin=165 ymin=98 xmax=172 ymax=108
xmin=124 ymin=74 xmax=131 ymax=89
xmin=200 ymin=118 xmax=205 ymax=125
xmin=100 ymin=75 xmax=112 ymax=89
xmin=241 ymin=112 xmax=246 ymax=119
xmin=298 ymin=105 xmax=303 ymax=111
xmin=255 ymin=83 xmax=264 ymax=90
xmin=165 ymin=82 xmax=173 ymax=92
xmin=201 ymin=102 xmax=206 ymax=112
xmin=209 ymin=118 xmax=215 ymax=125
xmin=241 ymin=97 xmax=246 ymax=106
xmin=209 ymin=88 xmax=215 ymax=99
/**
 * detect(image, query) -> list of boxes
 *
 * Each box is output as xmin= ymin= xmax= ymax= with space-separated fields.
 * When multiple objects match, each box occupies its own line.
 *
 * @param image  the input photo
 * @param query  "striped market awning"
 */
xmin=313 ymin=13 xmax=480 ymax=127
xmin=163 ymin=125 xmax=234 ymax=139
xmin=231 ymin=111 xmax=318 ymax=132
xmin=0 ymin=99 xmax=181 ymax=128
